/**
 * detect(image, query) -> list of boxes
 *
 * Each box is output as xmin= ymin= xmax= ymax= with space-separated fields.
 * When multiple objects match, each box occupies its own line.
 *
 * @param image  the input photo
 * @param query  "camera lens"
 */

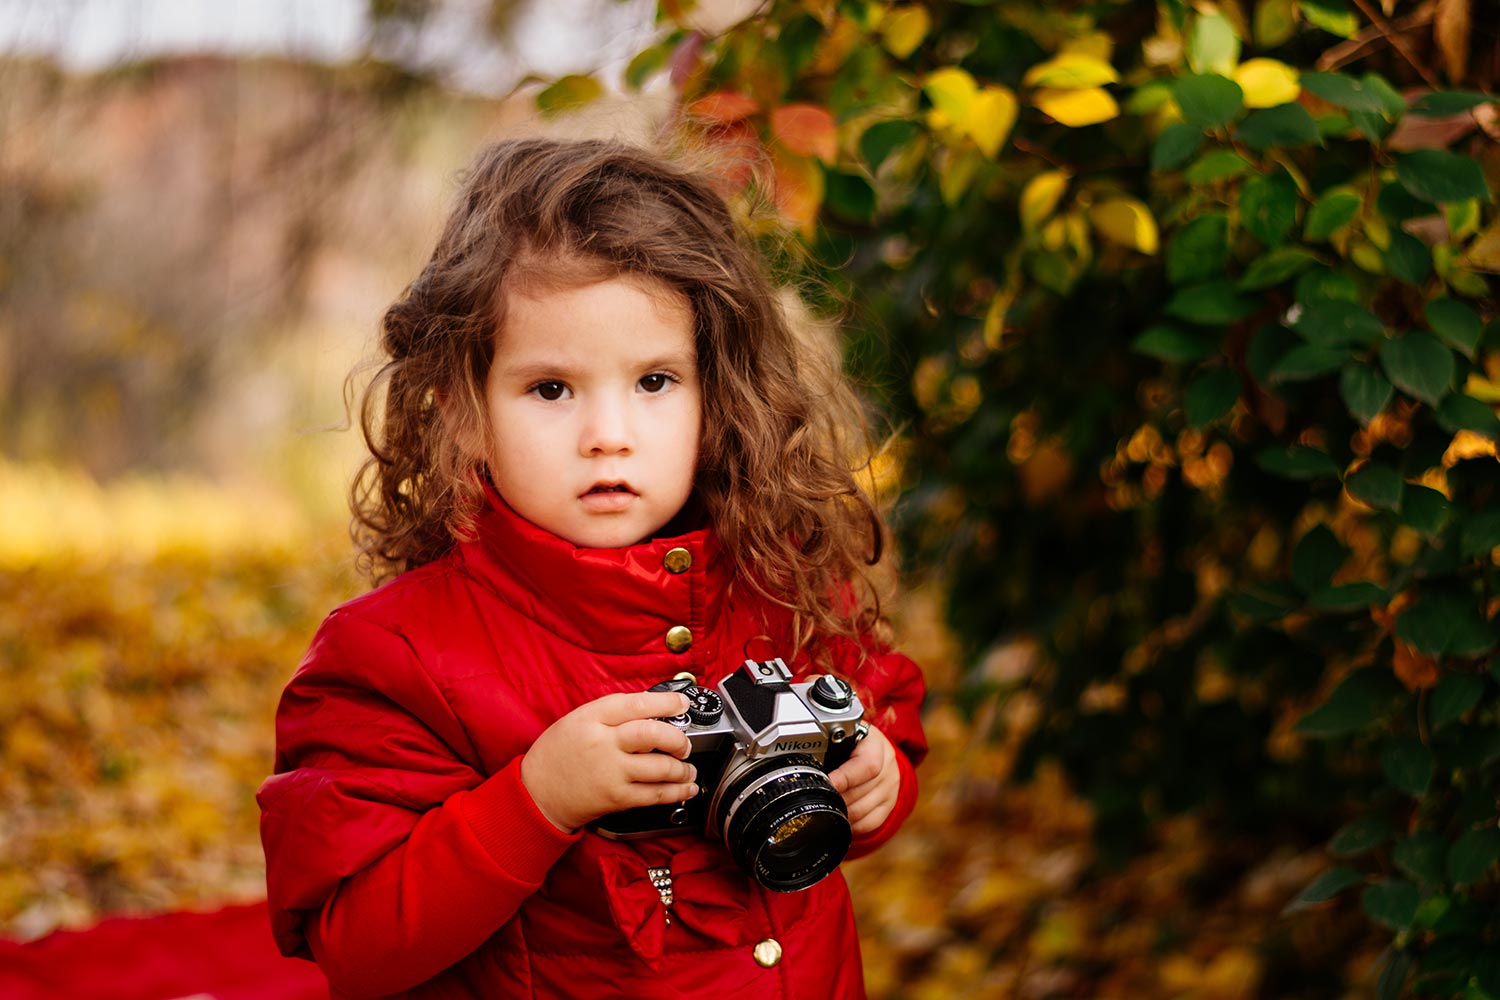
xmin=718 ymin=755 xmax=851 ymax=892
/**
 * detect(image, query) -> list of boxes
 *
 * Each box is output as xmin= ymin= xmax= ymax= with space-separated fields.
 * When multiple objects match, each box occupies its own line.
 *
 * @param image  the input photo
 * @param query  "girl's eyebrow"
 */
xmin=499 ymin=353 xmax=696 ymax=381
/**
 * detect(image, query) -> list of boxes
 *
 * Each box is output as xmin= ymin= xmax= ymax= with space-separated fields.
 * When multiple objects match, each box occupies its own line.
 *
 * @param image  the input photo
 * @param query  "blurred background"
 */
xmin=3 ymin=1 xmax=1498 ymax=998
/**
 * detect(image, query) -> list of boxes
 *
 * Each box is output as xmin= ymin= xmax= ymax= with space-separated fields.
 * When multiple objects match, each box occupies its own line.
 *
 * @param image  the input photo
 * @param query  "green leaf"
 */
xmin=1258 ymin=444 xmax=1341 ymax=480
xmin=1283 ymin=866 xmax=1362 ymax=913
xmin=1236 ymin=103 xmax=1322 ymax=150
xmin=825 ymin=171 xmax=876 ymax=223
xmin=1185 ymin=150 xmax=1253 ymax=184
xmin=1426 ymin=298 xmax=1483 ymax=360
xmin=1396 ymin=150 xmax=1492 ymax=205
xmin=1132 ymin=325 xmax=1218 ymax=363
xmin=1295 ymin=668 xmax=1400 ymax=736
xmin=535 ymin=74 xmax=604 ymax=116
xmin=1384 ymin=231 xmax=1431 ymax=286
xmin=1301 ymin=71 xmax=1389 ymax=112
xmin=624 ymin=44 xmax=670 ymax=90
xmin=1430 ymin=673 xmax=1485 ymax=731
xmin=1346 ymin=462 xmax=1405 ymax=510
xmin=1397 ymin=593 xmax=1499 ymax=658
xmin=1394 ymin=832 xmax=1448 ymax=885
xmin=1408 ymin=91 xmax=1498 ymax=117
xmin=1229 ymin=585 xmax=1299 ymax=621
xmin=1437 ymin=395 xmax=1500 ymax=440
xmin=1174 ymin=73 xmax=1244 ymax=128
xmin=1362 ymin=879 xmax=1421 ymax=931
xmin=1397 ymin=484 xmax=1453 ymax=538
xmin=1460 ymin=511 xmax=1500 ymax=560
xmin=1166 ymin=281 xmax=1257 ymax=324
xmin=1330 ymin=815 xmax=1394 ymax=857
xmin=1300 ymin=0 xmax=1359 ymax=38
xmin=1167 ymin=214 xmax=1229 ymax=284
xmin=1340 ymin=364 xmax=1395 ymax=425
xmin=1292 ymin=524 xmax=1349 ymax=592
xmin=1447 ymin=826 xmax=1500 ymax=886
xmin=1272 ymin=344 xmax=1347 ymax=383
xmin=1377 ymin=949 xmax=1413 ymax=1000
xmin=776 ymin=14 xmax=823 ymax=77
xmin=860 ymin=120 xmax=920 ymax=172
xmin=1294 ymin=301 xmax=1384 ymax=346
xmin=1151 ymin=122 xmax=1202 ymax=172
xmin=1187 ymin=11 xmax=1241 ymax=75
xmin=1304 ymin=190 xmax=1363 ymax=241
xmin=1239 ymin=247 xmax=1320 ymax=290
xmin=1380 ymin=333 xmax=1455 ymax=406
xmin=1296 ymin=267 xmax=1360 ymax=304
xmin=1240 ymin=172 xmax=1300 ymax=246
xmin=1382 ymin=739 xmax=1435 ymax=797
xmin=1185 ymin=367 xmax=1240 ymax=427
xmin=1377 ymin=181 xmax=1431 ymax=223
xmin=1309 ymin=582 xmax=1388 ymax=611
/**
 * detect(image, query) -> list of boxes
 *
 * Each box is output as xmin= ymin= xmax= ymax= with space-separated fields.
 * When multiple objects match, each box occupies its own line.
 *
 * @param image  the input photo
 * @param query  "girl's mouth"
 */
xmin=585 ymin=483 xmax=634 ymax=495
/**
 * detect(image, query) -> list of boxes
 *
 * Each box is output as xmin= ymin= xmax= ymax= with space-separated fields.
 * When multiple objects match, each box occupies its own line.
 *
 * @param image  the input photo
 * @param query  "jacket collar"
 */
xmin=457 ymin=484 xmax=729 ymax=656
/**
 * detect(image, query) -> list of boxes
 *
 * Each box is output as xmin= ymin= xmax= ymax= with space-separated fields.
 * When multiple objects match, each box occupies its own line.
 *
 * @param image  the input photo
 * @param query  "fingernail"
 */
xmin=688 ymin=765 xmax=698 ymax=781
xmin=687 ymin=784 xmax=700 ymax=799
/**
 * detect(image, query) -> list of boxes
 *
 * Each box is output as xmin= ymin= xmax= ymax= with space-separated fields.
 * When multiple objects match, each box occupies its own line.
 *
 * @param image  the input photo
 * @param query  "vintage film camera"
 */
xmin=591 ymin=657 xmax=868 ymax=892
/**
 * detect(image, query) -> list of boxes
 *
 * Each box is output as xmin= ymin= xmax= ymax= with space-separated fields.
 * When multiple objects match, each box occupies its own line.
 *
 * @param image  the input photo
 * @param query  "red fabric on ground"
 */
xmin=0 ymin=901 xmax=327 ymax=1000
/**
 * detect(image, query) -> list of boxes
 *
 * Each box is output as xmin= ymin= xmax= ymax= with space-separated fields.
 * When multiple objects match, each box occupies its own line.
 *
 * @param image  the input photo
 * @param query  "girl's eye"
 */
xmin=531 ymin=381 xmax=569 ymax=401
xmin=639 ymin=372 xmax=677 ymax=393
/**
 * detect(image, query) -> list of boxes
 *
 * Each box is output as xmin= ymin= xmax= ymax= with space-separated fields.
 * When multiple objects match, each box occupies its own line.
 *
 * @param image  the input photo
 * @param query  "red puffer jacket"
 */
xmin=258 ymin=487 xmax=927 ymax=999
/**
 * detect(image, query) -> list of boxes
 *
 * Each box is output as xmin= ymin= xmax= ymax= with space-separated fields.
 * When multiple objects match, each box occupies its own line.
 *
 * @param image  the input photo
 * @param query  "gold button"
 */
xmin=665 ymin=626 xmax=693 ymax=654
xmin=753 ymin=938 xmax=782 ymax=968
xmin=663 ymin=547 xmax=692 ymax=574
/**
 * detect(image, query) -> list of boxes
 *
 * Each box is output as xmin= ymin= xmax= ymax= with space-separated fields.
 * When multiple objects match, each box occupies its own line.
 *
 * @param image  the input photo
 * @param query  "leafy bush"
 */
xmin=562 ymin=0 xmax=1500 ymax=994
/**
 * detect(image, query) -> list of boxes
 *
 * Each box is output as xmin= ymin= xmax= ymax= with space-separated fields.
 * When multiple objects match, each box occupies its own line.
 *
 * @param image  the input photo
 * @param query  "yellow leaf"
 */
xmin=924 ymin=66 xmax=977 ymax=122
xmin=1020 ymin=170 xmax=1070 ymax=232
xmin=1254 ymin=0 xmax=1297 ymax=47
xmin=938 ymin=147 xmax=984 ymax=206
xmin=1059 ymin=31 xmax=1114 ymax=62
xmin=878 ymin=5 xmax=930 ymax=60
xmin=1022 ymin=53 xmax=1120 ymax=90
xmin=1233 ymin=58 xmax=1300 ymax=108
xmin=1464 ymin=374 xmax=1500 ymax=403
xmin=967 ymin=86 xmax=1017 ymax=157
xmin=1088 ymin=197 xmax=1160 ymax=254
xmin=1461 ymin=222 xmax=1500 ymax=273
xmin=1033 ymin=86 xmax=1120 ymax=127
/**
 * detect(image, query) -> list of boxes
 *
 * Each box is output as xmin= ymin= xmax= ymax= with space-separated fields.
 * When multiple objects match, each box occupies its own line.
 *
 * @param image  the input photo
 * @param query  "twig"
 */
xmin=1318 ymin=2 xmax=1435 ymax=71
xmin=1347 ymin=0 xmax=1444 ymax=89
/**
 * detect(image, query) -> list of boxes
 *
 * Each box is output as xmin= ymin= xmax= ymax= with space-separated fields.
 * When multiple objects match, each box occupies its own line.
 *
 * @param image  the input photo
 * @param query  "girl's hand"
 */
xmin=827 ymin=723 xmax=900 ymax=837
xmin=521 ymin=692 xmax=699 ymax=833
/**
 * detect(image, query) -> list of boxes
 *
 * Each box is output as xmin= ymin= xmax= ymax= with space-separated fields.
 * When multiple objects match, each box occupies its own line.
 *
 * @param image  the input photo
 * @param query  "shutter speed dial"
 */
xmin=685 ymin=686 xmax=724 ymax=727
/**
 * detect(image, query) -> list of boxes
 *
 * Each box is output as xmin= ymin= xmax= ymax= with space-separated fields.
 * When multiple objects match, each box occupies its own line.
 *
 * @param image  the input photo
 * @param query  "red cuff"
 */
xmin=459 ymin=757 xmax=583 ymax=882
xmin=845 ymin=746 xmax=919 ymax=862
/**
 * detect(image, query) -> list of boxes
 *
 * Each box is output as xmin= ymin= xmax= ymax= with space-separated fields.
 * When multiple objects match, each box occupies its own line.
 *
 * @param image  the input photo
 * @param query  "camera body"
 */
xmin=591 ymin=657 xmax=867 ymax=892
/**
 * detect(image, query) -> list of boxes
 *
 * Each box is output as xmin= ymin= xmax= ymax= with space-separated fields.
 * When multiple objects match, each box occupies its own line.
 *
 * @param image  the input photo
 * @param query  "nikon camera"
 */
xmin=591 ymin=657 xmax=868 ymax=892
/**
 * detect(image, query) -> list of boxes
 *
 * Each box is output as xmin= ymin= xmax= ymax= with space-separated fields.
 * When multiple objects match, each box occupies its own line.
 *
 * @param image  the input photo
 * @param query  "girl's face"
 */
xmin=484 ymin=272 xmax=702 ymax=548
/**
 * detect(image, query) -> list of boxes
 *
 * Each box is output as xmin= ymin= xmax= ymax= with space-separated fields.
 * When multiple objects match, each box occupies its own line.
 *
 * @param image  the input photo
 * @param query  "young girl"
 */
xmin=258 ymin=137 xmax=927 ymax=1000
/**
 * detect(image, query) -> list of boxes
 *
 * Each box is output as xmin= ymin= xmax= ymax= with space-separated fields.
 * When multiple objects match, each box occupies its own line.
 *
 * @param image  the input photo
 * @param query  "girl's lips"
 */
xmin=579 ymin=482 xmax=637 ymax=513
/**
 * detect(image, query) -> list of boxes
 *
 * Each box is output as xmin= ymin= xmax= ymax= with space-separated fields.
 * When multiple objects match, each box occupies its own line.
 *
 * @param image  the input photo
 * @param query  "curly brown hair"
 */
xmin=352 ymin=136 xmax=888 ymax=654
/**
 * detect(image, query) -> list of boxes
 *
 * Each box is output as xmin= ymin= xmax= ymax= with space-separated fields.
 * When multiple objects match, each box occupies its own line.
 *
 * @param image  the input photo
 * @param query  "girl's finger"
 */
xmin=848 ymin=793 xmax=895 ymax=831
xmin=615 ymin=718 xmax=693 ymax=758
xmin=593 ymin=691 xmax=692 ymax=727
xmin=625 ymin=752 xmax=698 ymax=786
xmin=620 ymin=781 xmax=700 ymax=810
xmin=829 ymin=748 xmax=880 ymax=793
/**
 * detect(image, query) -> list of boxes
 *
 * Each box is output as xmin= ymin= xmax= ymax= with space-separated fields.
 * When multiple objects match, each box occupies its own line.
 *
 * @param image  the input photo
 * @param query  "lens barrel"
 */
xmin=719 ymin=755 xmax=852 ymax=892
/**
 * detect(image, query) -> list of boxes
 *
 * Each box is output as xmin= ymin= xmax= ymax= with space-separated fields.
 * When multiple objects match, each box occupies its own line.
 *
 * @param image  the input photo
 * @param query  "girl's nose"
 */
xmin=579 ymin=396 xmax=633 ymax=456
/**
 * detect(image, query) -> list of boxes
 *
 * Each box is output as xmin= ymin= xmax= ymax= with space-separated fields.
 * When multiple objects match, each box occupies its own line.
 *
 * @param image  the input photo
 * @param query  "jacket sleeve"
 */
xmin=257 ymin=609 xmax=581 ymax=997
xmin=832 ymin=639 xmax=928 ymax=860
